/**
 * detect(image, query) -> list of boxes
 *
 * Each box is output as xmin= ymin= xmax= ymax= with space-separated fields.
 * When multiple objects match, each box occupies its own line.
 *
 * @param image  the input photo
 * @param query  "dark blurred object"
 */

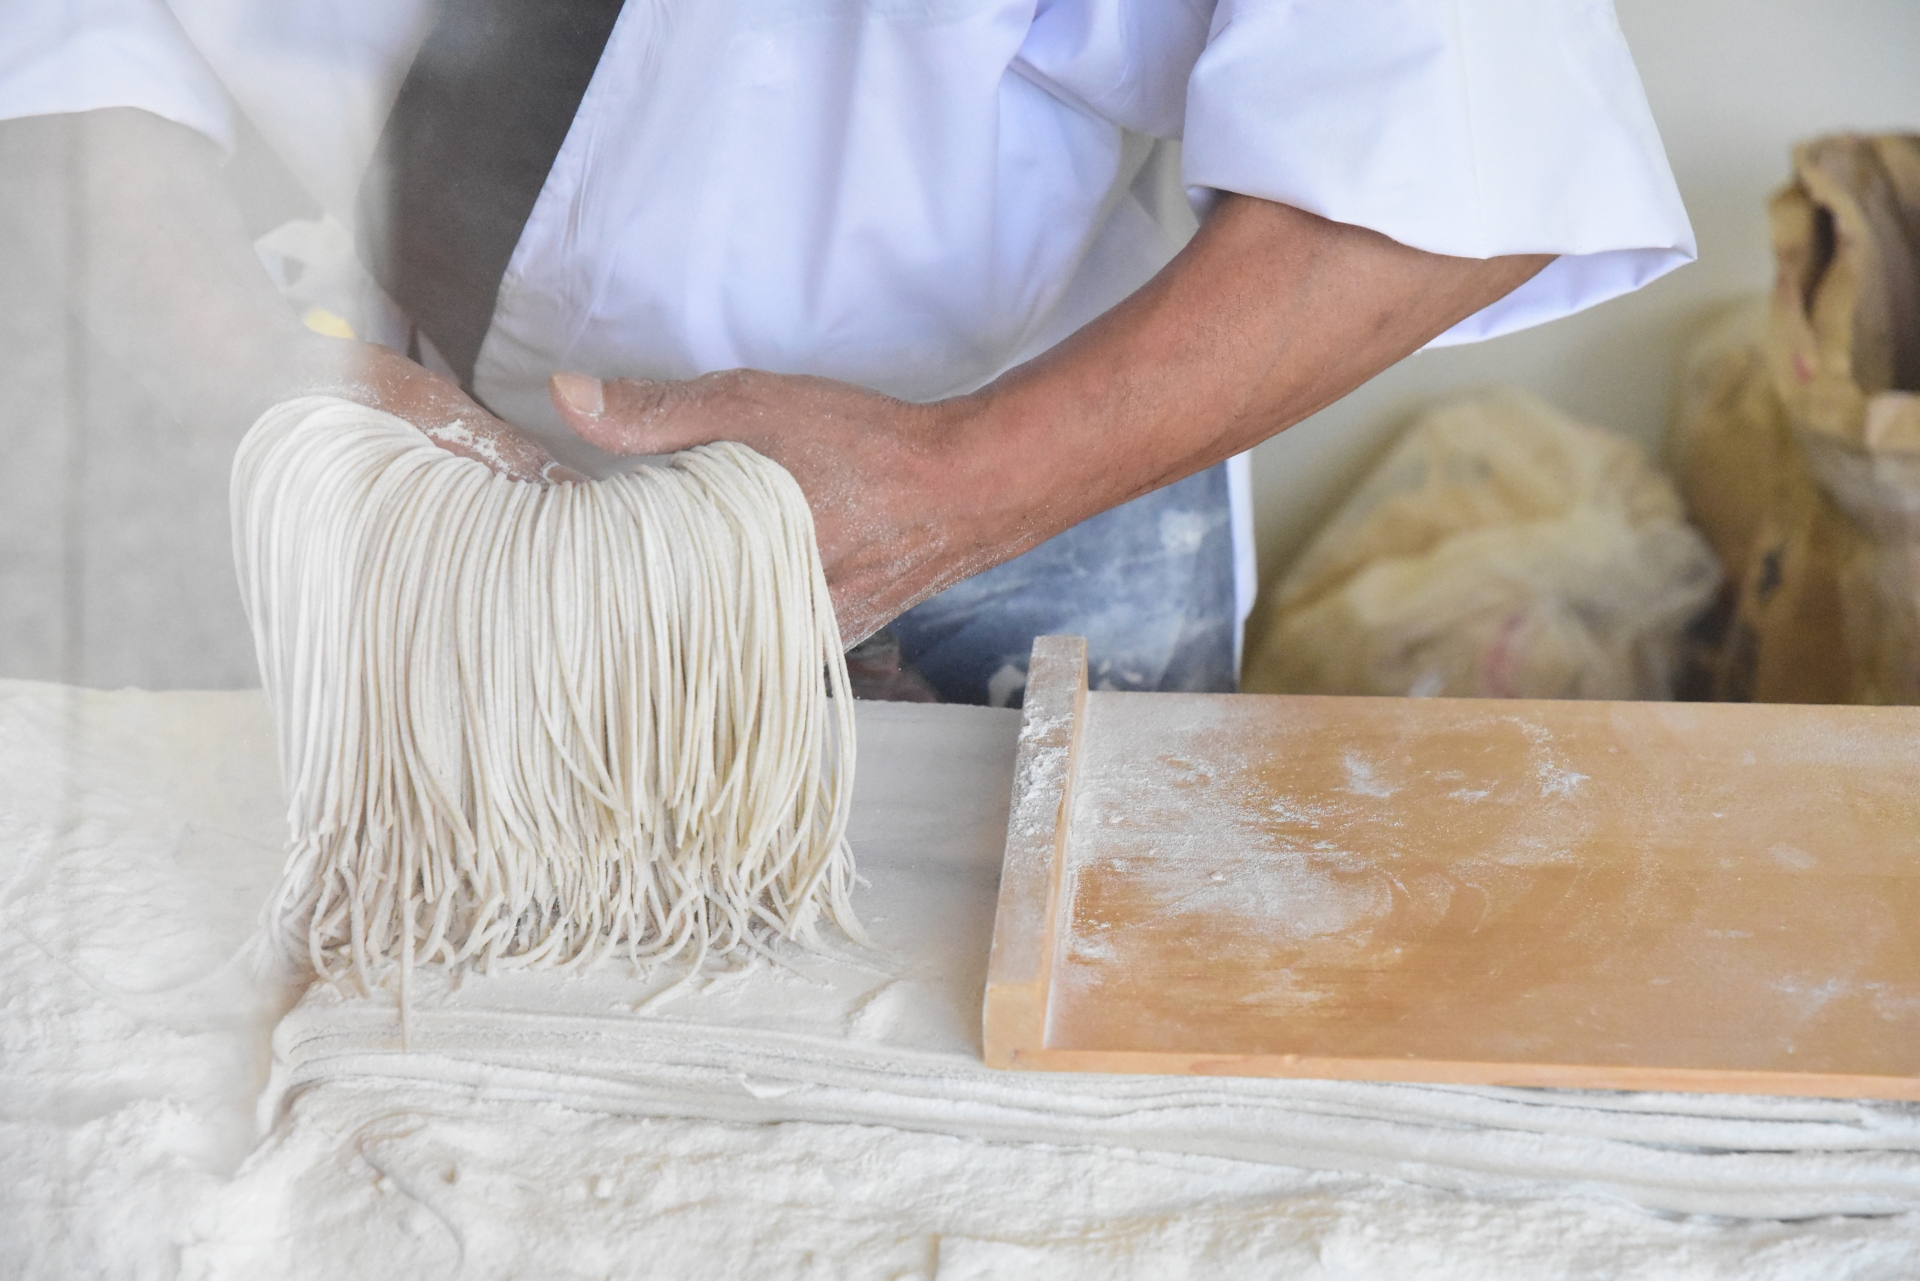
xmin=1669 ymin=134 xmax=1920 ymax=703
xmin=845 ymin=628 xmax=940 ymax=703
xmin=356 ymin=0 xmax=625 ymax=390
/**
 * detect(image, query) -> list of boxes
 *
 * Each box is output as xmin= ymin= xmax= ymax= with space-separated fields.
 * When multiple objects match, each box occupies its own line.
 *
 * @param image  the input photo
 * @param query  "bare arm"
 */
xmin=0 ymin=108 xmax=571 ymax=480
xmin=553 ymin=194 xmax=1552 ymax=641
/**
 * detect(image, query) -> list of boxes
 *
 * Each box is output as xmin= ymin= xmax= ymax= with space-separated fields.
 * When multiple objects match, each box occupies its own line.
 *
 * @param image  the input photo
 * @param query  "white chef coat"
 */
xmin=1 ymin=0 xmax=1696 ymax=651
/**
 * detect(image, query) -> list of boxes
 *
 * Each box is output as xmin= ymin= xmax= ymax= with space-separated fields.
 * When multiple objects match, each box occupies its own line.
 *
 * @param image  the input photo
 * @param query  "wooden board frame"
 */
xmin=982 ymin=635 xmax=1087 ymax=1067
xmin=983 ymin=635 xmax=1920 ymax=1099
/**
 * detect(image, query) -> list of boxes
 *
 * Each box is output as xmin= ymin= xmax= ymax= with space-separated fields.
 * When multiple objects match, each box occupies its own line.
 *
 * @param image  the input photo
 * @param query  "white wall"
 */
xmin=1245 ymin=0 xmax=1920 ymax=598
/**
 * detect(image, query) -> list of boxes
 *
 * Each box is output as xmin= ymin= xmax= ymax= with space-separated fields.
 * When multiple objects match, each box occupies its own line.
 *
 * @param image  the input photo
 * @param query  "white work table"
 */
xmin=2 ymin=679 xmax=1915 ymax=1279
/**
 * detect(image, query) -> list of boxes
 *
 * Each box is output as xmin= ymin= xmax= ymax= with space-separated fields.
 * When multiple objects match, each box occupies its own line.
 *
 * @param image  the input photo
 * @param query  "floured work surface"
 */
xmin=12 ymin=676 xmax=1920 ymax=1277
xmin=986 ymin=637 xmax=1920 ymax=1098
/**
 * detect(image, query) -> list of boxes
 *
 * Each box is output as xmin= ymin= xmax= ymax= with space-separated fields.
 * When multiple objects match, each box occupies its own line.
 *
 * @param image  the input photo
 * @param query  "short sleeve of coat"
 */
xmin=1182 ymin=0 xmax=1694 ymax=344
xmin=0 ymin=0 xmax=234 ymax=150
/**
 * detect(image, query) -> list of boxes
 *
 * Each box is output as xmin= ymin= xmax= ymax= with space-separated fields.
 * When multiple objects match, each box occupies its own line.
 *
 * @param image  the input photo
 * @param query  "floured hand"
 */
xmin=549 ymin=369 xmax=1016 ymax=645
xmin=293 ymin=338 xmax=584 ymax=485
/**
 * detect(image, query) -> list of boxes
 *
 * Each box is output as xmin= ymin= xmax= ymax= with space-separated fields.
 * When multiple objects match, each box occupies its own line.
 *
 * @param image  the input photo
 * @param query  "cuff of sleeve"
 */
xmin=1182 ymin=0 xmax=1695 ymax=339
xmin=1428 ymin=245 xmax=1688 ymax=345
xmin=0 ymin=3 xmax=234 ymax=152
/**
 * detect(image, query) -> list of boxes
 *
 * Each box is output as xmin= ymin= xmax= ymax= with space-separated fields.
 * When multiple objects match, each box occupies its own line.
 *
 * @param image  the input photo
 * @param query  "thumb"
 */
xmin=550 ymin=371 xmax=718 ymax=456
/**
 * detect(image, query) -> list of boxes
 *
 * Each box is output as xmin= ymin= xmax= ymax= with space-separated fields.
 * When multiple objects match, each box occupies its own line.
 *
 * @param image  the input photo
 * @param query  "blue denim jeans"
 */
xmin=889 ymin=462 xmax=1238 ymax=706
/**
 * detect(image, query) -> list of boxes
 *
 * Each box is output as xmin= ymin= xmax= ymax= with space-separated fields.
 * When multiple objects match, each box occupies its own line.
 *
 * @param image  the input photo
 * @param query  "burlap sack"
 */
xmin=1767 ymin=135 xmax=1920 ymax=446
xmin=1667 ymin=300 xmax=1793 ymax=588
xmin=1673 ymin=134 xmax=1920 ymax=704
xmin=1668 ymin=300 xmax=1860 ymax=703
xmin=1243 ymin=390 xmax=1719 ymax=700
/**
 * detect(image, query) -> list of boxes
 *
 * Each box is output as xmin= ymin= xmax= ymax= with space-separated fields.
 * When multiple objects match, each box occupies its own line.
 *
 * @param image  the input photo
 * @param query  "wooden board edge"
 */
xmin=983 ymin=635 xmax=1088 ymax=1068
xmin=999 ymin=1048 xmax=1920 ymax=1101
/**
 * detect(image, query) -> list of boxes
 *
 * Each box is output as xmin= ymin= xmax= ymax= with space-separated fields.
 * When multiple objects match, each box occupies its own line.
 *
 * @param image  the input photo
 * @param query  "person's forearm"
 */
xmin=953 ymin=194 xmax=1553 ymax=553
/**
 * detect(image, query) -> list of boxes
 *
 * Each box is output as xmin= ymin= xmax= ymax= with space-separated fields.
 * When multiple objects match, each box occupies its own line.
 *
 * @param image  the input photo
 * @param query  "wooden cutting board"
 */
xmin=983 ymin=636 xmax=1920 ymax=1098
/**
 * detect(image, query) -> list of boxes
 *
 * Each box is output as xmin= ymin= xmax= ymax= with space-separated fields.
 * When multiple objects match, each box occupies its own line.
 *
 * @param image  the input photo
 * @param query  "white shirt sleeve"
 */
xmin=1181 ymin=0 xmax=1695 ymax=344
xmin=0 ymin=0 xmax=234 ymax=150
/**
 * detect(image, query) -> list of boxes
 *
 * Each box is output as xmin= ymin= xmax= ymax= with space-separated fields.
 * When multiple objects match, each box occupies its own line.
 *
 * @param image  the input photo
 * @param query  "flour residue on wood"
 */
xmin=1042 ymin=691 xmax=1920 ymax=1075
xmin=1058 ymin=697 xmax=1608 ymax=983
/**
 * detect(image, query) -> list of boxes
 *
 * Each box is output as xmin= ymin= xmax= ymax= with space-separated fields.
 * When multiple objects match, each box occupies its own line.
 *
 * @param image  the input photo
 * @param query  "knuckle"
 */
xmin=699 ymin=368 xmax=758 ymax=398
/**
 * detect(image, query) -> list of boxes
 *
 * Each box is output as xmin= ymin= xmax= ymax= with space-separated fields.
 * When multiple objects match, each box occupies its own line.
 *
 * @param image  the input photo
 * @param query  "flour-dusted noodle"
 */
xmin=231 ymin=395 xmax=858 ymax=991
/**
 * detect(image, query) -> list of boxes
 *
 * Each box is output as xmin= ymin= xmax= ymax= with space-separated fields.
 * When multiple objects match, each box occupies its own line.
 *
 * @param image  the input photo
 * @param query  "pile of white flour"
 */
xmin=2 ymin=680 xmax=1917 ymax=1279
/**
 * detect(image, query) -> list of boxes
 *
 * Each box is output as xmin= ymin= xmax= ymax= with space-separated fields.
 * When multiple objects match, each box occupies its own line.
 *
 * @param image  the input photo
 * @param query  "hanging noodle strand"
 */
xmin=231 ymin=394 xmax=859 ymax=994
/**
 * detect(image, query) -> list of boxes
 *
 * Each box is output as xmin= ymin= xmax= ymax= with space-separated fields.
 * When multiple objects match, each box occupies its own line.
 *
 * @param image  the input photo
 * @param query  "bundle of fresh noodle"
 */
xmin=231 ymin=395 xmax=858 ymax=999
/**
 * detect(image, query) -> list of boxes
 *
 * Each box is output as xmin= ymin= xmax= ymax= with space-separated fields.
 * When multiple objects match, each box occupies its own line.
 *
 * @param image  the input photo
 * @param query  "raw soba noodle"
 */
xmin=231 ymin=395 xmax=858 ymax=1007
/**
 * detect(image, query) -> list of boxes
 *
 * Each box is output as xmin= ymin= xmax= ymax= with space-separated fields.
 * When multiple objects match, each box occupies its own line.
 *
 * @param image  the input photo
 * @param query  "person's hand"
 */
xmin=288 ymin=335 xmax=585 ymax=484
xmin=547 ymin=369 xmax=1008 ymax=644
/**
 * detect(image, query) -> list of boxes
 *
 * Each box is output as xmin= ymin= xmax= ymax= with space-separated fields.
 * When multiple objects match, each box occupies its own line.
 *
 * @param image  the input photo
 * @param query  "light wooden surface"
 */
xmin=982 ymin=636 xmax=1086 ymax=1066
xmin=984 ymin=637 xmax=1920 ymax=1098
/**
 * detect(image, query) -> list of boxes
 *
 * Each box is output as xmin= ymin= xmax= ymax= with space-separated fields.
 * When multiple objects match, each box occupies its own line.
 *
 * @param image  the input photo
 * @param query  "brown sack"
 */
xmin=1666 ymin=300 xmax=1798 ymax=591
xmin=1667 ymin=298 xmax=1860 ymax=703
xmin=1767 ymin=135 xmax=1920 ymax=445
xmin=1243 ymin=390 xmax=1719 ymax=701
xmin=1670 ymin=135 xmax=1920 ymax=704
xmin=1712 ymin=456 xmax=1864 ymax=704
